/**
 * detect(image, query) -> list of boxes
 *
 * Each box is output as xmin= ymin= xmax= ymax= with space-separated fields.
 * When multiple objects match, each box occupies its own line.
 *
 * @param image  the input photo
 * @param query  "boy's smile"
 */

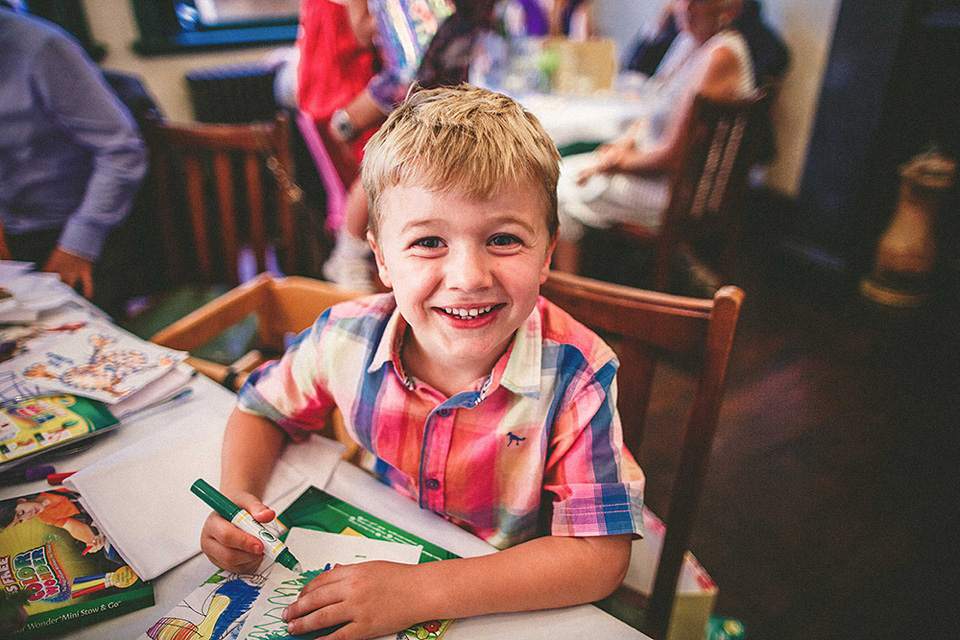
xmin=369 ymin=181 xmax=555 ymax=396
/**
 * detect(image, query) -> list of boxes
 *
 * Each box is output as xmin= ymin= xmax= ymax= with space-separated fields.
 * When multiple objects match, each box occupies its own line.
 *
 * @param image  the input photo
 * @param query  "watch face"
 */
xmin=333 ymin=111 xmax=355 ymax=141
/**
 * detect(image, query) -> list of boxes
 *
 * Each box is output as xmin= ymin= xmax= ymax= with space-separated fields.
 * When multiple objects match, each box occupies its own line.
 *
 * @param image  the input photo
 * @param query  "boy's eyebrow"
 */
xmin=399 ymin=215 xmax=541 ymax=236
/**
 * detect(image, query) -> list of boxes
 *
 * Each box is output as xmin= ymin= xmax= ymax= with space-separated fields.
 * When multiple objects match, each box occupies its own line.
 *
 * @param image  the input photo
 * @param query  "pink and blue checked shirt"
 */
xmin=238 ymin=294 xmax=645 ymax=549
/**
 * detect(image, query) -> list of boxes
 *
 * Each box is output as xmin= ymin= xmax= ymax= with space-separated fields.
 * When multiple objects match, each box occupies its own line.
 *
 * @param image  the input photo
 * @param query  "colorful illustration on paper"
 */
xmin=17 ymin=323 xmax=182 ymax=403
xmin=234 ymin=567 xmax=321 ymax=640
xmin=397 ymin=619 xmax=453 ymax=639
xmin=141 ymin=568 xmax=266 ymax=640
xmin=0 ymin=320 xmax=88 ymax=364
xmin=0 ymin=394 xmax=118 ymax=467
xmin=0 ymin=370 xmax=43 ymax=405
xmin=234 ymin=565 xmax=452 ymax=640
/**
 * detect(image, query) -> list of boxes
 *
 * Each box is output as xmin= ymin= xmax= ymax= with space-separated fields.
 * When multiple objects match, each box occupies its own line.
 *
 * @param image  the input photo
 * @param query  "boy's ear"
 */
xmin=367 ymin=230 xmax=393 ymax=289
xmin=540 ymin=238 xmax=557 ymax=285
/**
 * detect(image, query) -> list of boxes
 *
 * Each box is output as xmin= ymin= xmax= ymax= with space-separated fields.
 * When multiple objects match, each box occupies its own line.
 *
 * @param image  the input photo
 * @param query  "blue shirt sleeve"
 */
xmin=31 ymin=33 xmax=148 ymax=260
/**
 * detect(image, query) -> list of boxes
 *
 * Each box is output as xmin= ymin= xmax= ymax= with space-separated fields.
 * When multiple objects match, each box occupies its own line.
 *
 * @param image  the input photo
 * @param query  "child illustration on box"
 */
xmin=200 ymin=85 xmax=645 ymax=640
xmin=0 ymin=489 xmax=106 ymax=555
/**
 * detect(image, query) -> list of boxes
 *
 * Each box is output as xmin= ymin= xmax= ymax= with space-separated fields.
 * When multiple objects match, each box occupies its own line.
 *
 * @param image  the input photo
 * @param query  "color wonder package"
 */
xmin=0 ymin=488 xmax=153 ymax=638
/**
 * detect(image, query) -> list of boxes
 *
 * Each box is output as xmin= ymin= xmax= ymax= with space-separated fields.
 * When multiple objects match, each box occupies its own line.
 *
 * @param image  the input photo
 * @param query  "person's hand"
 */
xmin=199 ymin=491 xmax=276 ymax=574
xmin=282 ymin=561 xmax=426 ymax=640
xmin=43 ymin=248 xmax=94 ymax=299
xmin=576 ymin=146 xmax=625 ymax=185
xmin=86 ymin=533 xmax=106 ymax=553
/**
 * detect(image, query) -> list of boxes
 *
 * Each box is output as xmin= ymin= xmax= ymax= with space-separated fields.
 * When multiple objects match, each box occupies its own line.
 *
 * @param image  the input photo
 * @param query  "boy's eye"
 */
xmin=489 ymin=234 xmax=521 ymax=247
xmin=412 ymin=236 xmax=444 ymax=249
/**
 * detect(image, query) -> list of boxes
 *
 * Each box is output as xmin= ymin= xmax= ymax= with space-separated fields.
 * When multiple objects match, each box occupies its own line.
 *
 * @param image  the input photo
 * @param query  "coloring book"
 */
xmin=0 ymin=394 xmax=119 ymax=471
xmin=0 ymin=488 xmax=153 ymax=639
xmin=8 ymin=319 xmax=185 ymax=404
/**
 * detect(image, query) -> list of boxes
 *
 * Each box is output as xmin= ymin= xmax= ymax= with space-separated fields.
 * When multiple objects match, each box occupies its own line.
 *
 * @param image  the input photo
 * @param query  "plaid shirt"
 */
xmin=239 ymin=294 xmax=644 ymax=549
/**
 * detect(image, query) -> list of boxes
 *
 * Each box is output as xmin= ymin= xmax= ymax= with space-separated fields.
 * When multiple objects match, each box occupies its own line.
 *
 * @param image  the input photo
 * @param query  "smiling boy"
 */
xmin=200 ymin=85 xmax=645 ymax=640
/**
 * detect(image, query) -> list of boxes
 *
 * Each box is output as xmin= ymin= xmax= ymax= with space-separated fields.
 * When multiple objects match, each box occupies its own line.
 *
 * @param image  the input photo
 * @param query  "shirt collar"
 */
xmin=496 ymin=302 xmax=543 ymax=397
xmin=369 ymin=304 xmax=407 ymax=377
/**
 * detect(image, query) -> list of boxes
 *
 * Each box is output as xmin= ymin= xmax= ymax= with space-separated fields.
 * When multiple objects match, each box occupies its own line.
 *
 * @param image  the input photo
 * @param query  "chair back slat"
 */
xmin=540 ymin=271 xmax=743 ymax=640
xmin=244 ymin=153 xmax=268 ymax=274
xmin=143 ymin=113 xmax=305 ymax=287
xmin=183 ymin=154 xmax=213 ymax=280
xmin=213 ymin=150 xmax=240 ymax=286
xmin=271 ymin=118 xmax=299 ymax=275
xmin=151 ymin=149 xmax=180 ymax=282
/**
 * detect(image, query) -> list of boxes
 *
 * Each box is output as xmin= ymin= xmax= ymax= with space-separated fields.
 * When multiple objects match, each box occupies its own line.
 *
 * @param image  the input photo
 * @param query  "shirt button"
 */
xmin=436 ymin=408 xmax=450 ymax=417
xmin=425 ymin=478 xmax=440 ymax=490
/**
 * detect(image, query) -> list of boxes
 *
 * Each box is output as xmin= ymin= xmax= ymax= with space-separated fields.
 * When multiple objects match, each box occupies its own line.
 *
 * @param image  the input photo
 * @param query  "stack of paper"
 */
xmin=1 ymin=261 xmax=192 ymax=426
xmin=65 ymin=401 xmax=346 ymax=580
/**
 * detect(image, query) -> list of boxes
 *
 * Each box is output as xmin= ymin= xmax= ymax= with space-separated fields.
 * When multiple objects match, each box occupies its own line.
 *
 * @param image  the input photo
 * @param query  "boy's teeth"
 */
xmin=444 ymin=305 xmax=494 ymax=318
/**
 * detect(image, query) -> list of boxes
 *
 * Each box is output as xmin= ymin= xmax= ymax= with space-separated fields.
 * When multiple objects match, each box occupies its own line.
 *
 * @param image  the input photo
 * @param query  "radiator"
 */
xmin=186 ymin=63 xmax=278 ymax=123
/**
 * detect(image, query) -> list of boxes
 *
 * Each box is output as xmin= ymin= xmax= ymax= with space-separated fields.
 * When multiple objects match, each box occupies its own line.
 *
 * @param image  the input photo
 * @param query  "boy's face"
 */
xmin=369 ymin=180 xmax=555 ymax=385
xmin=12 ymin=498 xmax=44 ymax=526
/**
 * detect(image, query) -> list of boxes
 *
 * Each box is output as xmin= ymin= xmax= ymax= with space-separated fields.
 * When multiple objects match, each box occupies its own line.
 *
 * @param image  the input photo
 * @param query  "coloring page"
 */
xmin=139 ymin=565 xmax=272 ymax=640
xmin=14 ymin=319 xmax=185 ymax=403
xmin=0 ymin=312 xmax=91 ymax=363
xmin=235 ymin=529 xmax=422 ymax=640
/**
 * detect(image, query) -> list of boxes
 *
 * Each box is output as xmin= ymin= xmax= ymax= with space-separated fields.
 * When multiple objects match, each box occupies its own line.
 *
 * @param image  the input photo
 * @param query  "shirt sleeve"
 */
xmin=236 ymin=311 xmax=338 ymax=441
xmin=366 ymin=68 xmax=410 ymax=114
xmin=544 ymin=358 xmax=646 ymax=538
xmin=31 ymin=34 xmax=148 ymax=260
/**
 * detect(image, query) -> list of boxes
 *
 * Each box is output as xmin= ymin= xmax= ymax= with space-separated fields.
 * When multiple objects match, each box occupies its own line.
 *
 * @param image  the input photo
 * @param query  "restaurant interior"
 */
xmin=3 ymin=1 xmax=957 ymax=639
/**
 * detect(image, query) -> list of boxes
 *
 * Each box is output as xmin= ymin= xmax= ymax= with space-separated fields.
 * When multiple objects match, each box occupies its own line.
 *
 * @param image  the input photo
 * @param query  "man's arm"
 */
xmin=283 ymin=533 xmax=632 ymax=640
xmin=32 ymin=33 xmax=147 ymax=295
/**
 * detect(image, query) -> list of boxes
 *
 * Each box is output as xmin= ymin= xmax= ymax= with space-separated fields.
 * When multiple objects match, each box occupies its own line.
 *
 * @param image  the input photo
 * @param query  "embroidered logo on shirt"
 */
xmin=506 ymin=432 xmax=526 ymax=446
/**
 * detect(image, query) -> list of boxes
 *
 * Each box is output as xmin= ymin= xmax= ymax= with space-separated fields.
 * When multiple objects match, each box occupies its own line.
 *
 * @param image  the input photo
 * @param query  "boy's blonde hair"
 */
xmin=362 ymin=85 xmax=561 ymax=239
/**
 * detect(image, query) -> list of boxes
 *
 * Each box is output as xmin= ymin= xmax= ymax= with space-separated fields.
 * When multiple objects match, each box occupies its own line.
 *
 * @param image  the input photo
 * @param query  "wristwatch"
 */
xmin=330 ymin=108 xmax=358 ymax=142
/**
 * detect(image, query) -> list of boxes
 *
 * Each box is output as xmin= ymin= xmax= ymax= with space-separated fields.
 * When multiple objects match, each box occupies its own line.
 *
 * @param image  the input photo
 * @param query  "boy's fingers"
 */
xmin=291 ymin=574 xmax=342 ymax=607
xmin=284 ymin=600 xmax=350 ymax=636
xmin=231 ymin=492 xmax=276 ymax=524
xmin=204 ymin=512 xmax=264 ymax=555
xmin=298 ymin=566 xmax=342 ymax=597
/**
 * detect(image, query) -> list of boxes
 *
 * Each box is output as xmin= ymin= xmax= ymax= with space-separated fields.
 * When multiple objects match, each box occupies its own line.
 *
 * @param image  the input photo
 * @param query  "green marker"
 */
xmin=191 ymin=478 xmax=302 ymax=572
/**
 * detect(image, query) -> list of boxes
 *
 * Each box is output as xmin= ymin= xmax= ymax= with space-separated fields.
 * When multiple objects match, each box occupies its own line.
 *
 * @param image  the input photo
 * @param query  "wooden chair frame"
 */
xmin=540 ymin=271 xmax=744 ymax=639
xmin=151 ymin=273 xmax=364 ymax=458
xmin=0 ymin=219 xmax=10 ymax=260
xmin=616 ymin=87 xmax=774 ymax=292
xmin=142 ymin=113 xmax=306 ymax=288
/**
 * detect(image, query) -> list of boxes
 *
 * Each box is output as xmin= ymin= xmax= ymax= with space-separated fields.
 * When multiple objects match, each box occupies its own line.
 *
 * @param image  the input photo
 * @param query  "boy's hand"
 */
xmin=199 ymin=491 xmax=276 ymax=574
xmin=282 ymin=561 xmax=426 ymax=640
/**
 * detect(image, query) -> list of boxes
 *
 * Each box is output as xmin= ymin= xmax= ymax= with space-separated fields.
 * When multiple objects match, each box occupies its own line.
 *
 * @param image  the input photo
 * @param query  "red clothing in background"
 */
xmin=296 ymin=0 xmax=376 ymax=168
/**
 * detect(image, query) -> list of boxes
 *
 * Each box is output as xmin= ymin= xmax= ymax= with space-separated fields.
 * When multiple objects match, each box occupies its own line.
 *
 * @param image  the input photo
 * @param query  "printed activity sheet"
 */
xmin=12 ymin=319 xmax=185 ymax=403
xmin=236 ymin=529 xmax=423 ymax=640
xmin=140 ymin=530 xmax=422 ymax=640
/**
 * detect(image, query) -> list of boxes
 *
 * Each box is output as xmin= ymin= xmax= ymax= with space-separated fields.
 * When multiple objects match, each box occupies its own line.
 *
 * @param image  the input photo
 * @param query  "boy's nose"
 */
xmin=445 ymin=247 xmax=492 ymax=291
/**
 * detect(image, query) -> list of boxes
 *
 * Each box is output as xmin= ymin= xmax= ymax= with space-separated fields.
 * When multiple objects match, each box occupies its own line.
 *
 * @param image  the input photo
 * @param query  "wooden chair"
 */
xmin=612 ymin=87 xmax=774 ymax=292
xmin=540 ymin=271 xmax=744 ymax=640
xmin=0 ymin=219 xmax=10 ymax=260
xmin=143 ymin=112 xmax=325 ymax=288
xmin=150 ymin=272 xmax=364 ymax=458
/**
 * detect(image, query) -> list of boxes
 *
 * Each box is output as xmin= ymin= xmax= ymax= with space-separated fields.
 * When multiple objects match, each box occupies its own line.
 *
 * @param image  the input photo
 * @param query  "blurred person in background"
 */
xmin=0 ymin=1 xmax=147 ymax=304
xmin=553 ymin=0 xmax=755 ymax=274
